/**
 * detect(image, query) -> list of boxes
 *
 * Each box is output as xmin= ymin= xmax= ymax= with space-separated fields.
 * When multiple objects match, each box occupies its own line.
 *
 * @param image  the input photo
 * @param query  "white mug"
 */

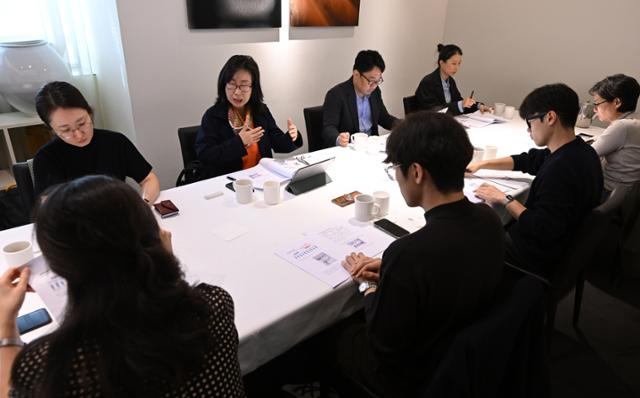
xmin=484 ymin=145 xmax=498 ymax=160
xmin=472 ymin=147 xmax=485 ymax=163
xmin=503 ymin=105 xmax=515 ymax=119
xmin=263 ymin=180 xmax=281 ymax=205
xmin=2 ymin=241 xmax=33 ymax=267
xmin=494 ymin=102 xmax=506 ymax=116
xmin=367 ymin=135 xmax=383 ymax=154
xmin=351 ymin=132 xmax=368 ymax=151
xmin=233 ymin=179 xmax=253 ymax=204
xmin=355 ymin=194 xmax=380 ymax=222
xmin=373 ymin=191 xmax=390 ymax=217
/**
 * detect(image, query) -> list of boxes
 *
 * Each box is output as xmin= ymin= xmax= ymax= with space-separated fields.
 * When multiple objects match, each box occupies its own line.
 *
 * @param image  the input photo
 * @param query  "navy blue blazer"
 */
xmin=322 ymin=78 xmax=399 ymax=148
xmin=195 ymin=103 xmax=303 ymax=178
xmin=415 ymin=68 xmax=478 ymax=115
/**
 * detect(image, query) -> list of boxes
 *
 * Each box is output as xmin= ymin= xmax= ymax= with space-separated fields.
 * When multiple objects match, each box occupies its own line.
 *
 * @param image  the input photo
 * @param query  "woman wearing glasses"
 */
xmin=32 ymin=81 xmax=160 ymax=202
xmin=195 ymin=55 xmax=302 ymax=178
xmin=415 ymin=43 xmax=491 ymax=115
xmin=589 ymin=74 xmax=640 ymax=194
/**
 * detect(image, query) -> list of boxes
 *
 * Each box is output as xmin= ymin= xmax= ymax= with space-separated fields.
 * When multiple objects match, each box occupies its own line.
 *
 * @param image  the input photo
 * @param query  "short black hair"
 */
xmin=518 ymin=83 xmax=580 ymax=129
xmin=353 ymin=50 xmax=385 ymax=74
xmin=437 ymin=43 xmax=463 ymax=63
xmin=35 ymin=81 xmax=93 ymax=129
xmin=385 ymin=111 xmax=472 ymax=193
xmin=215 ymin=55 xmax=265 ymax=114
xmin=589 ymin=74 xmax=640 ymax=113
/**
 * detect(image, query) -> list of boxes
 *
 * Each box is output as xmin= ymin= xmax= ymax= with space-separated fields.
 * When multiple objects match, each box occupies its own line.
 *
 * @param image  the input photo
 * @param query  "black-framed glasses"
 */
xmin=592 ymin=99 xmax=609 ymax=107
xmin=385 ymin=164 xmax=401 ymax=181
xmin=525 ymin=112 xmax=547 ymax=129
xmin=360 ymin=73 xmax=383 ymax=87
xmin=226 ymin=82 xmax=252 ymax=93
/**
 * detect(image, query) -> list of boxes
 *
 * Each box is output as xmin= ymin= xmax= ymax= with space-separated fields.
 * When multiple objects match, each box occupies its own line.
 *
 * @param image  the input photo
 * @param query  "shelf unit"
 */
xmin=0 ymin=112 xmax=44 ymax=189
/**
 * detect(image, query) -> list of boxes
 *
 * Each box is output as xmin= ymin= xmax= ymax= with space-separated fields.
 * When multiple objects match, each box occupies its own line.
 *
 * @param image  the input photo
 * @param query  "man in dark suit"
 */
xmin=322 ymin=50 xmax=399 ymax=147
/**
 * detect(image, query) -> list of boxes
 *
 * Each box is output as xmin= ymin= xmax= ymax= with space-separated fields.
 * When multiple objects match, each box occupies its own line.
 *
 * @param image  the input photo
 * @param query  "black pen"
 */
xmin=470 ymin=90 xmax=474 ymax=99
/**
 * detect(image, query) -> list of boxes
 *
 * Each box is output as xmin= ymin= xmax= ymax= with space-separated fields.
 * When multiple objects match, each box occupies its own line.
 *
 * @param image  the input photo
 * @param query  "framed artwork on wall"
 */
xmin=290 ymin=0 xmax=360 ymax=27
xmin=187 ymin=0 xmax=282 ymax=29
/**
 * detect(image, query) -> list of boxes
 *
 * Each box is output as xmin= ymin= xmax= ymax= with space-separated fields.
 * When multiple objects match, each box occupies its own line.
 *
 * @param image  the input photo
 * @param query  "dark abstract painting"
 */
xmin=290 ymin=0 xmax=360 ymax=27
xmin=187 ymin=0 xmax=282 ymax=29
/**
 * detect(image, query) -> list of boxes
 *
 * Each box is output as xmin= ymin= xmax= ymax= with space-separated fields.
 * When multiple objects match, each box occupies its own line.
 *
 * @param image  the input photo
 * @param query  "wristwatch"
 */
xmin=0 ymin=337 xmax=25 ymax=348
xmin=503 ymin=194 xmax=515 ymax=206
xmin=358 ymin=280 xmax=378 ymax=294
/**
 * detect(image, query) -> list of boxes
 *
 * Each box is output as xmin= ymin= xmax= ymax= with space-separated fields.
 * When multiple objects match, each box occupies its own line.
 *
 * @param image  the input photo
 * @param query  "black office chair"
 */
xmin=545 ymin=193 xmax=623 ymax=345
xmin=12 ymin=160 xmax=36 ymax=220
xmin=176 ymin=125 xmax=206 ymax=186
xmin=303 ymin=106 xmax=324 ymax=152
xmin=177 ymin=125 xmax=199 ymax=168
xmin=403 ymin=95 xmax=419 ymax=116
xmin=423 ymin=276 xmax=548 ymax=398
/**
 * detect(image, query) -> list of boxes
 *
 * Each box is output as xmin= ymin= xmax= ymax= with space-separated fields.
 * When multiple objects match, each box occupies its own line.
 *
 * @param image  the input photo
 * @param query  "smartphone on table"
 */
xmin=374 ymin=218 xmax=410 ymax=239
xmin=153 ymin=200 xmax=179 ymax=218
xmin=17 ymin=308 xmax=52 ymax=335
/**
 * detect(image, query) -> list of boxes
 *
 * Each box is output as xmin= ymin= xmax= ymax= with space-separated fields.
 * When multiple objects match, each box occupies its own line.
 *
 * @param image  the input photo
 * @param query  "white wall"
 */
xmin=442 ymin=0 xmax=640 ymax=112
xmin=114 ymin=0 xmax=449 ymax=188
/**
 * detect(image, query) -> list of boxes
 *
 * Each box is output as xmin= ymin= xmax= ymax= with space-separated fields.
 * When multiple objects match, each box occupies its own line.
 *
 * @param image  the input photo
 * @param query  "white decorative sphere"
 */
xmin=0 ymin=40 xmax=72 ymax=115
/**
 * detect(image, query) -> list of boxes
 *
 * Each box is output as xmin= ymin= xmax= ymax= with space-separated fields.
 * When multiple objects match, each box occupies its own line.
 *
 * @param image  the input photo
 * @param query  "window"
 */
xmin=0 ymin=0 xmax=94 ymax=76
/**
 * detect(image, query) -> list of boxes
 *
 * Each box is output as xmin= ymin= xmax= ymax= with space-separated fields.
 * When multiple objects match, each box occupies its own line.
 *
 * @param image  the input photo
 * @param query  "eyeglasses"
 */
xmin=592 ymin=99 xmax=609 ymax=108
xmin=226 ymin=82 xmax=252 ymax=93
xmin=55 ymin=117 xmax=92 ymax=139
xmin=385 ymin=164 xmax=401 ymax=181
xmin=360 ymin=73 xmax=383 ymax=87
xmin=525 ymin=112 xmax=547 ymax=129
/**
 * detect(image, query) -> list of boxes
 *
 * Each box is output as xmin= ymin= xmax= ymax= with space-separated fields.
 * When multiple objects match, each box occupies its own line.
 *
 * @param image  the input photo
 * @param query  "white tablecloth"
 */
xmin=1 ymin=115 xmax=604 ymax=373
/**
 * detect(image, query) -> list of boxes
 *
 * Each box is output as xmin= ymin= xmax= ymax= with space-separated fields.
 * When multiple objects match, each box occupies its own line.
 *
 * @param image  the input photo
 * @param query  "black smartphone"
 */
xmin=17 ymin=308 xmax=52 ymax=335
xmin=374 ymin=218 xmax=410 ymax=239
xmin=153 ymin=200 xmax=179 ymax=218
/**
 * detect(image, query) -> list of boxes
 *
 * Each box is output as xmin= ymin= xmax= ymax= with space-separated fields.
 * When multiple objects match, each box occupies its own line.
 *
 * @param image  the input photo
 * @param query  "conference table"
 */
xmin=2 ymin=114 xmax=603 ymax=374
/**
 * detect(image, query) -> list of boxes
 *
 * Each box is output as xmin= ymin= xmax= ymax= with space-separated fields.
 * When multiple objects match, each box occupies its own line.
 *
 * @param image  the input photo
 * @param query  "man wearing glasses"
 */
xmin=469 ymin=83 xmax=603 ymax=283
xmin=321 ymin=50 xmax=399 ymax=147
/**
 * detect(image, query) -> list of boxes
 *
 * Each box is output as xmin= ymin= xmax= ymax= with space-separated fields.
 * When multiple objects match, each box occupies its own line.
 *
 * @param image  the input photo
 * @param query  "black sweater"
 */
xmin=363 ymin=198 xmax=505 ymax=396
xmin=507 ymin=138 xmax=603 ymax=279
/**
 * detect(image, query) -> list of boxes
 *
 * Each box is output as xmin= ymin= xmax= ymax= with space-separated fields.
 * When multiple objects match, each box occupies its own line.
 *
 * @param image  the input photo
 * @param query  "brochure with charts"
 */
xmin=23 ymin=256 xmax=68 ymax=322
xmin=275 ymin=223 xmax=394 ymax=287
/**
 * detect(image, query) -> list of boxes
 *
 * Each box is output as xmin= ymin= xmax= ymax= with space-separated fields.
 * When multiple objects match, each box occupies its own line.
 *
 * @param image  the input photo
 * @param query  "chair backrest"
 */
xmin=12 ymin=160 xmax=35 ymax=220
xmin=550 ymin=207 xmax=610 ymax=298
xmin=403 ymin=95 xmax=419 ymax=116
xmin=303 ymin=106 xmax=324 ymax=152
xmin=177 ymin=125 xmax=200 ymax=169
xmin=423 ymin=275 xmax=548 ymax=398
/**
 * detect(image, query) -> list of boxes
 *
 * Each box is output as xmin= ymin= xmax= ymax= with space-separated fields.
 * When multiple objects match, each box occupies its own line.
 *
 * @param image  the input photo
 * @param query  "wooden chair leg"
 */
xmin=572 ymin=272 xmax=585 ymax=328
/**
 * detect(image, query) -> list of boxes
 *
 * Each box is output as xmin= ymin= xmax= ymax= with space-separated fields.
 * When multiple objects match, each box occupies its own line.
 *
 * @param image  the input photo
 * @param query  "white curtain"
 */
xmin=0 ymin=0 xmax=95 ymax=76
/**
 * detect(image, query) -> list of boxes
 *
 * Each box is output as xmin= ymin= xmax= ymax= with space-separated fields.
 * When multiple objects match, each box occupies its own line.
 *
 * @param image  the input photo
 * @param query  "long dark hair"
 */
xmin=35 ymin=81 xmax=93 ymax=129
xmin=215 ymin=54 xmax=266 ymax=114
xmin=19 ymin=176 xmax=211 ymax=397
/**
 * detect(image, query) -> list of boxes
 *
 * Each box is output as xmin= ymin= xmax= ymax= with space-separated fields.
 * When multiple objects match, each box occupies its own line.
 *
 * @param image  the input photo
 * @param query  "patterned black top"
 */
xmin=10 ymin=284 xmax=245 ymax=397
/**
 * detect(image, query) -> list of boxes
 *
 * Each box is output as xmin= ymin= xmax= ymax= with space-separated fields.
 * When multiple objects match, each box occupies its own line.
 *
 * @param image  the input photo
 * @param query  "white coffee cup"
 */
xmin=233 ymin=179 xmax=253 ymax=204
xmin=373 ymin=191 xmax=390 ymax=217
xmin=472 ymin=147 xmax=485 ymax=163
xmin=351 ymin=132 xmax=368 ymax=151
xmin=355 ymin=194 xmax=380 ymax=222
xmin=503 ymin=105 xmax=515 ymax=119
xmin=263 ymin=180 xmax=281 ymax=205
xmin=367 ymin=135 xmax=383 ymax=154
xmin=494 ymin=102 xmax=506 ymax=116
xmin=2 ymin=241 xmax=33 ymax=267
xmin=484 ymin=145 xmax=498 ymax=160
